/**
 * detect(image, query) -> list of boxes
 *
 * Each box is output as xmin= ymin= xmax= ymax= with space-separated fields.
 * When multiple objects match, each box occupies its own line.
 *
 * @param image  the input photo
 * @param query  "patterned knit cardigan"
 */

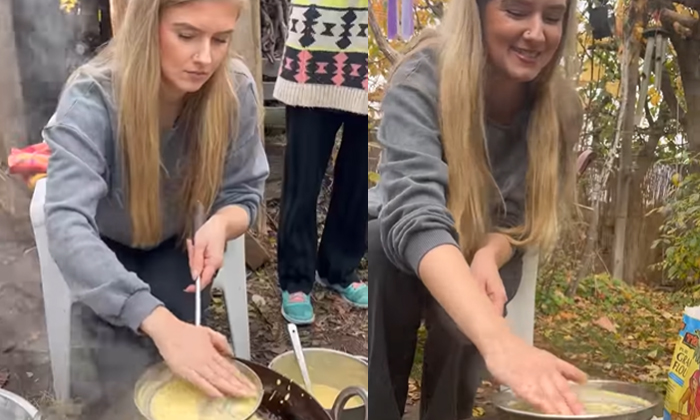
xmin=273 ymin=0 xmax=368 ymax=116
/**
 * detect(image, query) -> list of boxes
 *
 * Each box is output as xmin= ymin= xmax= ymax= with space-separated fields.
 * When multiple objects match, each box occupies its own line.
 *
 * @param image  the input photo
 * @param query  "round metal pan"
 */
xmin=133 ymin=358 xmax=367 ymax=420
xmin=493 ymin=380 xmax=662 ymax=420
xmin=133 ymin=359 xmax=264 ymax=420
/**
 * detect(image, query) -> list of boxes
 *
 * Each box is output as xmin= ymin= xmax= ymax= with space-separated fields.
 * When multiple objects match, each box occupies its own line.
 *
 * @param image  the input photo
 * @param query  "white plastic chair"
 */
xmin=502 ymin=152 xmax=591 ymax=345
xmin=505 ymin=249 xmax=539 ymax=346
xmin=29 ymin=177 xmax=251 ymax=402
xmin=498 ymin=249 xmax=539 ymax=391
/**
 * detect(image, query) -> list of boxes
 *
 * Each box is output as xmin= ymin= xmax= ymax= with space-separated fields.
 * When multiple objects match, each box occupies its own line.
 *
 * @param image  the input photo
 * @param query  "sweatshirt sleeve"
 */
xmin=210 ymin=67 xmax=270 ymax=227
xmin=43 ymin=76 xmax=163 ymax=333
xmin=375 ymin=50 xmax=460 ymax=275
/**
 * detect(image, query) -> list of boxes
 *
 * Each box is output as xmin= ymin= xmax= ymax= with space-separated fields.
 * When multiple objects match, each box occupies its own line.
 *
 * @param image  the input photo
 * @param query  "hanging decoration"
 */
xmin=589 ymin=2 xmax=614 ymax=40
xmin=401 ymin=0 xmax=414 ymax=39
xmin=634 ymin=10 xmax=668 ymax=125
xmin=386 ymin=0 xmax=414 ymax=40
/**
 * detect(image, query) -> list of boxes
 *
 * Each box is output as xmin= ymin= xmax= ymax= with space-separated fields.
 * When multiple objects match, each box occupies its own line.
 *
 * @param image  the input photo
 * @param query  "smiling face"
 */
xmin=482 ymin=0 xmax=568 ymax=83
xmin=158 ymin=0 xmax=240 ymax=96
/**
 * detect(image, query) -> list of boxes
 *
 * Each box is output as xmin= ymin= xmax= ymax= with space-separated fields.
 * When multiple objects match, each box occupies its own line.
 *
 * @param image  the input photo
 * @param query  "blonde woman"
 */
xmin=43 ymin=0 xmax=268 ymax=416
xmin=367 ymin=0 xmax=588 ymax=418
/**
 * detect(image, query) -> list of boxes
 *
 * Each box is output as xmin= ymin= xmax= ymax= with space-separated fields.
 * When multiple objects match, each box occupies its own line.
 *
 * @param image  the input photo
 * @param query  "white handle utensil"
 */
xmin=193 ymin=203 xmax=205 ymax=327
xmin=287 ymin=323 xmax=313 ymax=392
xmin=195 ymin=276 xmax=201 ymax=326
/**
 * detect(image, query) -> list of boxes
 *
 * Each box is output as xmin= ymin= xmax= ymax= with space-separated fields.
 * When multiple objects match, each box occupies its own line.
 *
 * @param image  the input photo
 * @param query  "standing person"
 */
xmin=273 ymin=0 xmax=368 ymax=325
xmin=367 ymin=0 xmax=588 ymax=418
xmin=42 ymin=0 xmax=268 ymax=417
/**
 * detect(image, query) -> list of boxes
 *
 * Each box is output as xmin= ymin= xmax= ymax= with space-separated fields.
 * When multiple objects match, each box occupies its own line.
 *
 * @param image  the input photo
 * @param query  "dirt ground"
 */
xmin=0 ymin=134 xmax=368 ymax=411
xmin=0 ymin=205 xmax=53 ymax=402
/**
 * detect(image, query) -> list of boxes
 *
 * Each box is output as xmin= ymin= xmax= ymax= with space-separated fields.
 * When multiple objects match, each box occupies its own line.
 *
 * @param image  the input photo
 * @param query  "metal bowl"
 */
xmin=269 ymin=348 xmax=368 ymax=420
xmin=133 ymin=359 xmax=264 ymax=420
xmin=0 ymin=389 xmax=40 ymax=420
xmin=493 ymin=380 xmax=662 ymax=420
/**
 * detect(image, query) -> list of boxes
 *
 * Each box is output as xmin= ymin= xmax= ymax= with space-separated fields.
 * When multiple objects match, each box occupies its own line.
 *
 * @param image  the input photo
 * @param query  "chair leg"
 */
xmin=216 ymin=235 xmax=251 ymax=360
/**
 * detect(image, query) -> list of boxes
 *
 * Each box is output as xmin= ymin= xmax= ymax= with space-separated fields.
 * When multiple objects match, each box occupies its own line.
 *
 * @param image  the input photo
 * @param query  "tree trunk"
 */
xmin=683 ymin=77 xmax=700 ymax=158
xmin=665 ymin=22 xmax=700 ymax=159
xmin=612 ymin=41 xmax=640 ymax=282
xmin=12 ymin=0 xmax=73 ymax=142
xmin=571 ymin=32 xmax=639 ymax=294
xmin=0 ymin=0 xmax=29 ymax=218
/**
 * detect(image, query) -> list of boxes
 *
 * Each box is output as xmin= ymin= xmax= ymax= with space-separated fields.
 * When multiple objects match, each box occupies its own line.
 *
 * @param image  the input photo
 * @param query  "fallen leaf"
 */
xmin=647 ymin=349 xmax=659 ymax=360
xmin=407 ymin=377 xmax=420 ymax=403
xmin=594 ymin=316 xmax=617 ymax=333
xmin=251 ymin=294 xmax=266 ymax=307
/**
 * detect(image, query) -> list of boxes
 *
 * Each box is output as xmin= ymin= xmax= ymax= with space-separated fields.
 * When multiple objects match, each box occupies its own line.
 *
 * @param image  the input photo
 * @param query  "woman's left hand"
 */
xmin=186 ymin=215 xmax=228 ymax=292
xmin=470 ymin=249 xmax=507 ymax=317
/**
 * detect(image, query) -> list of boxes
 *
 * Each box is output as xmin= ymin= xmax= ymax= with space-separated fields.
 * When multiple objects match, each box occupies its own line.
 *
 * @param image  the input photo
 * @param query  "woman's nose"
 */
xmin=194 ymin=43 xmax=213 ymax=65
xmin=523 ymin=18 xmax=546 ymax=44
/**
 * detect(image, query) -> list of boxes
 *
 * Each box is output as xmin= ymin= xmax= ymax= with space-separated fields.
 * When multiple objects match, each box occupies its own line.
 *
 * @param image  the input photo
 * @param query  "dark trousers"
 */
xmin=277 ymin=106 xmax=368 ymax=294
xmin=70 ymin=236 xmax=212 ymax=420
xmin=368 ymin=219 xmax=486 ymax=420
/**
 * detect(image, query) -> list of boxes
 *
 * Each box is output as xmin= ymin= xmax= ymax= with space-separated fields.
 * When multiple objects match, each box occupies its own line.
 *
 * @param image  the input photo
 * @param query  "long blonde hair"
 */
xmin=393 ymin=0 xmax=581 ymax=257
xmin=78 ymin=0 xmax=247 ymax=247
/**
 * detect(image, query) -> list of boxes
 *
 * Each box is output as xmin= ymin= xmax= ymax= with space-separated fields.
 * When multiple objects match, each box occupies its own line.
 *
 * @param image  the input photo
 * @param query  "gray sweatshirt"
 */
xmin=368 ymin=48 xmax=529 ymax=292
xmin=43 ymin=59 xmax=270 ymax=333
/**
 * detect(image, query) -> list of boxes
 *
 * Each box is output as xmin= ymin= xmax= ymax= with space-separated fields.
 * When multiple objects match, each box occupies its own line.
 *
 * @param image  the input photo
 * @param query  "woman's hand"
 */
xmin=470 ymin=248 xmax=508 ymax=316
xmin=483 ymin=334 xmax=587 ymax=415
xmin=142 ymin=307 xmax=256 ymax=398
xmin=186 ymin=215 xmax=228 ymax=292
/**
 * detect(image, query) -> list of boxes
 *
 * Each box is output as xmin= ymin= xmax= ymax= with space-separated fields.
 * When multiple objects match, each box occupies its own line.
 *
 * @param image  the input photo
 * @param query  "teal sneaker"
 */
xmin=316 ymin=274 xmax=368 ymax=309
xmin=281 ymin=291 xmax=315 ymax=325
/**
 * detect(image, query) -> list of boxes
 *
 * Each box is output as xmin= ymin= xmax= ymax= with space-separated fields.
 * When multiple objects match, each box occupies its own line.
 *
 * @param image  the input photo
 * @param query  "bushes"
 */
xmin=652 ymin=170 xmax=700 ymax=285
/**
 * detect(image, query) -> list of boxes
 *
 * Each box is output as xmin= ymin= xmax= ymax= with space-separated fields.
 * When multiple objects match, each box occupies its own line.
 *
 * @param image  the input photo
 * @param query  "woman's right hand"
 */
xmin=483 ymin=334 xmax=588 ymax=415
xmin=141 ymin=307 xmax=256 ymax=399
xmin=415 ymin=245 xmax=587 ymax=415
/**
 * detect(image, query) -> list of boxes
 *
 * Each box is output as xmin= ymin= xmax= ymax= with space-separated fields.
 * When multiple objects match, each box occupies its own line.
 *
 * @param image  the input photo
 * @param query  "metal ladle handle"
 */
xmin=331 ymin=386 xmax=368 ymax=420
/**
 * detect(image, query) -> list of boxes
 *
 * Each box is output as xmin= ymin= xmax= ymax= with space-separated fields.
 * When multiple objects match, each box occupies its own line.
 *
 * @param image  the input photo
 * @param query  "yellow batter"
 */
xmin=308 ymin=383 xmax=364 ymax=410
xmin=509 ymin=389 xmax=652 ymax=415
xmin=147 ymin=377 xmax=259 ymax=420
